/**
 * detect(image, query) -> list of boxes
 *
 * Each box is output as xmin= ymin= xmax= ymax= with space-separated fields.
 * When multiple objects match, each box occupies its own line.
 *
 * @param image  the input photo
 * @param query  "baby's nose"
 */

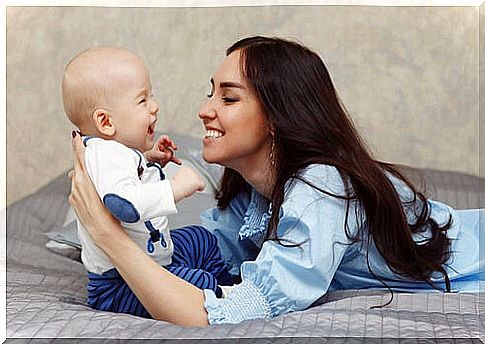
xmin=150 ymin=98 xmax=159 ymax=115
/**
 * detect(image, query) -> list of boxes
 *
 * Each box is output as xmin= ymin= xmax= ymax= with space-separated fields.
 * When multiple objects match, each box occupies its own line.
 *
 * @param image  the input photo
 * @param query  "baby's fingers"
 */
xmin=169 ymin=140 xmax=178 ymax=151
xmin=159 ymin=135 xmax=178 ymax=151
xmin=170 ymin=155 xmax=182 ymax=165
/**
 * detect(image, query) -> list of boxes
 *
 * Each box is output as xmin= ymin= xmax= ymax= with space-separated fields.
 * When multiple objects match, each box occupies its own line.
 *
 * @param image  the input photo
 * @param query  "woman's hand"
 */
xmin=68 ymin=132 xmax=121 ymax=247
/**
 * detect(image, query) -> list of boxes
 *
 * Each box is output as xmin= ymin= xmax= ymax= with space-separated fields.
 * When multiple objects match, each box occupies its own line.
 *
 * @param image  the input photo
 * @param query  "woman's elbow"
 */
xmin=149 ymin=309 xmax=210 ymax=328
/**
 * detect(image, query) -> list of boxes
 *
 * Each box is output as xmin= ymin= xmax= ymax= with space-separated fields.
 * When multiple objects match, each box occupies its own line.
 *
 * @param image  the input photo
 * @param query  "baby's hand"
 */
xmin=144 ymin=135 xmax=182 ymax=167
xmin=169 ymin=166 xmax=206 ymax=203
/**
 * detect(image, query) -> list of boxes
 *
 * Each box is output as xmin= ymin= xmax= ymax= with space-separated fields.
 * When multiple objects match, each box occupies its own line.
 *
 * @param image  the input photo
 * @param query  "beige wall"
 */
xmin=6 ymin=5 xmax=479 ymax=205
xmin=481 ymin=2 xmax=484 ymax=207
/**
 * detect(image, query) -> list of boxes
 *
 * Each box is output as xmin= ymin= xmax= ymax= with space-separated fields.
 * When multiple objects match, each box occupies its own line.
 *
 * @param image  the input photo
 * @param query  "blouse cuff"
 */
xmin=203 ymin=280 xmax=272 ymax=325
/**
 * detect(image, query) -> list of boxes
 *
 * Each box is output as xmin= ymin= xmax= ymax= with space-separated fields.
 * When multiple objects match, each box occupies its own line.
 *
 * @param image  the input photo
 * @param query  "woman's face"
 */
xmin=198 ymin=50 xmax=271 ymax=172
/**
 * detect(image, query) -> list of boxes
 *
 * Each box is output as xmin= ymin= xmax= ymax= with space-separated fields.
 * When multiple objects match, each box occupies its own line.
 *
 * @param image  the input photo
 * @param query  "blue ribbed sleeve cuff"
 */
xmin=203 ymin=280 xmax=273 ymax=324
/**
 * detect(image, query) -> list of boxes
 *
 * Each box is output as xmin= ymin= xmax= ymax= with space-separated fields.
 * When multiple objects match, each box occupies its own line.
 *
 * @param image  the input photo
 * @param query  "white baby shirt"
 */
xmin=77 ymin=137 xmax=177 ymax=275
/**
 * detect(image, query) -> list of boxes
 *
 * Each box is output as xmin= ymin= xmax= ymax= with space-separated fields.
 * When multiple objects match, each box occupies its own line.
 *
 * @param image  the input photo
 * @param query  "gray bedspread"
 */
xmin=6 ymin=163 xmax=485 ymax=340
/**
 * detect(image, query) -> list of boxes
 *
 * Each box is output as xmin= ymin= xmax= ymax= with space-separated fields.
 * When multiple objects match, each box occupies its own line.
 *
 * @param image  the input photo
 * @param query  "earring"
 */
xmin=269 ymin=136 xmax=276 ymax=166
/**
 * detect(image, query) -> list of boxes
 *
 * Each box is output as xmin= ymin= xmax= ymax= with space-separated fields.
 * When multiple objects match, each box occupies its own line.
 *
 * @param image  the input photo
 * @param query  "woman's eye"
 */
xmin=222 ymin=97 xmax=238 ymax=103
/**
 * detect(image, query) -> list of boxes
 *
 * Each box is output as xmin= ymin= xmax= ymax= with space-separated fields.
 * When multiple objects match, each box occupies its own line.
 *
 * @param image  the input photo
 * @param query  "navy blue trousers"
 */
xmin=86 ymin=225 xmax=235 ymax=318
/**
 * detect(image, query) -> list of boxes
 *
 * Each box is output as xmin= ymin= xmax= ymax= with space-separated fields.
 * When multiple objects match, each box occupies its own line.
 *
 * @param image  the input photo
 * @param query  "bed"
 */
xmin=6 ymin=134 xmax=485 ymax=341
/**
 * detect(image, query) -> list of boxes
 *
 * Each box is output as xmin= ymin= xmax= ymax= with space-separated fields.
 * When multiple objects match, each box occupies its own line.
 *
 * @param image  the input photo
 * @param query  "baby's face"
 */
xmin=107 ymin=58 xmax=159 ymax=152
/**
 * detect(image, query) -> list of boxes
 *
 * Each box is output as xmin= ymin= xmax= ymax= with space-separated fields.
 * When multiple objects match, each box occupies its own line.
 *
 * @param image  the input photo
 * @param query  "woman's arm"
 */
xmin=202 ymin=165 xmax=353 ymax=324
xmin=68 ymin=132 xmax=209 ymax=327
xmin=200 ymin=190 xmax=259 ymax=277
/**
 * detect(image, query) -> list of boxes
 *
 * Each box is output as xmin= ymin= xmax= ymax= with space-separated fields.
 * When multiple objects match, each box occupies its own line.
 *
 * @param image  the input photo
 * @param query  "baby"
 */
xmin=62 ymin=47 xmax=222 ymax=317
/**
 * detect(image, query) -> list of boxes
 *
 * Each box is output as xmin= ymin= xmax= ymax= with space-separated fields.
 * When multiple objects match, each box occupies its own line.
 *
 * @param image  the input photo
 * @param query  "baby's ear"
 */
xmin=93 ymin=109 xmax=115 ymax=137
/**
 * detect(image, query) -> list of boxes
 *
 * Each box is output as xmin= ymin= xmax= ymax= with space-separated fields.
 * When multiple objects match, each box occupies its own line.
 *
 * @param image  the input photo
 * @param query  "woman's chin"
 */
xmin=202 ymin=151 xmax=218 ymax=164
xmin=203 ymin=150 xmax=231 ymax=168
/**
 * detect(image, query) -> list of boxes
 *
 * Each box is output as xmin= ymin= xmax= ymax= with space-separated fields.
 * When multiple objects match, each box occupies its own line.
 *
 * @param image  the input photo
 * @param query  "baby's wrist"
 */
xmin=144 ymin=151 xmax=153 ymax=162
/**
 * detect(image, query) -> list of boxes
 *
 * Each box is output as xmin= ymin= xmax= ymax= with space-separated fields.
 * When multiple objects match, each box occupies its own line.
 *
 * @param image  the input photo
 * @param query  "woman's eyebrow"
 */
xmin=220 ymin=81 xmax=244 ymax=89
xmin=210 ymin=78 xmax=244 ymax=90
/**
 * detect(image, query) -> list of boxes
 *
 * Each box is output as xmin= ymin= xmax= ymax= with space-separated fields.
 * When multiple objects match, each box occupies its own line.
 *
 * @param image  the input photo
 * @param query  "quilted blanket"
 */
xmin=6 ymin=157 xmax=485 ymax=340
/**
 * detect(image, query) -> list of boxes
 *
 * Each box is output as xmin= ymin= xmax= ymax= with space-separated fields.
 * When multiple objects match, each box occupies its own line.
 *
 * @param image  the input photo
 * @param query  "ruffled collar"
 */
xmin=239 ymin=188 xmax=272 ymax=241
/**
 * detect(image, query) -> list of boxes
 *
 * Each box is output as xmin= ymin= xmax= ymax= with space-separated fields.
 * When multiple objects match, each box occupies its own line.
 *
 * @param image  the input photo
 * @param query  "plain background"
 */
xmin=6 ymin=4 xmax=482 ymax=205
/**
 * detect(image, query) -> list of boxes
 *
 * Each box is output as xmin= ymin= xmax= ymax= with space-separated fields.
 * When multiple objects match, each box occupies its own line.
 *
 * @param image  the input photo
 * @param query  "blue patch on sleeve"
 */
xmin=103 ymin=193 xmax=140 ymax=223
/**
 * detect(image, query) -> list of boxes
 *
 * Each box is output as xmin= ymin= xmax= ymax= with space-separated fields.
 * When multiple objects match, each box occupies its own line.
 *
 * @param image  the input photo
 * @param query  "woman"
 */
xmin=69 ymin=36 xmax=482 ymax=327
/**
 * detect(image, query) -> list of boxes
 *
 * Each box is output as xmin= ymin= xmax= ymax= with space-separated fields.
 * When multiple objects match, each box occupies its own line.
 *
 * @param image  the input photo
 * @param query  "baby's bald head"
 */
xmin=62 ymin=47 xmax=145 ymax=133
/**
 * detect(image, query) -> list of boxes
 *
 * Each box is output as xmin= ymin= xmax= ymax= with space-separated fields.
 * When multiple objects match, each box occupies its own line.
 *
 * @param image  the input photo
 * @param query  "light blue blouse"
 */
xmin=200 ymin=164 xmax=483 ymax=324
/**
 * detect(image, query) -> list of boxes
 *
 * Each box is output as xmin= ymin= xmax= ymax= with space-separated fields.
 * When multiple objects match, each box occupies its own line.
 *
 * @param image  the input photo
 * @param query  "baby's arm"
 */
xmin=145 ymin=135 xmax=182 ymax=167
xmin=144 ymin=135 xmax=206 ymax=202
xmin=170 ymin=166 xmax=206 ymax=203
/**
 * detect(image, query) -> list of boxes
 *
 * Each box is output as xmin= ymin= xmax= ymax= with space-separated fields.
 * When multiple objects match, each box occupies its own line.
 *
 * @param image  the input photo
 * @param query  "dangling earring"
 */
xmin=269 ymin=135 xmax=276 ymax=166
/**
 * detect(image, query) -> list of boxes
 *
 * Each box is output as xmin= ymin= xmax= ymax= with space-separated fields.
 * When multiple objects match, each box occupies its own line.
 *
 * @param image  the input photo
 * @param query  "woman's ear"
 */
xmin=92 ymin=109 xmax=115 ymax=137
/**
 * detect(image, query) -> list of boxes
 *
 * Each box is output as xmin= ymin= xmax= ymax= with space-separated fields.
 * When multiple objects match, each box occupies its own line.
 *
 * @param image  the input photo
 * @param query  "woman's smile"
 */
xmin=204 ymin=128 xmax=225 ymax=140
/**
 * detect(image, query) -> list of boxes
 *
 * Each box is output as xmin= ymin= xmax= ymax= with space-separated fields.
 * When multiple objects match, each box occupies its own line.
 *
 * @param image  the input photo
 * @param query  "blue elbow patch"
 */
xmin=103 ymin=193 xmax=140 ymax=223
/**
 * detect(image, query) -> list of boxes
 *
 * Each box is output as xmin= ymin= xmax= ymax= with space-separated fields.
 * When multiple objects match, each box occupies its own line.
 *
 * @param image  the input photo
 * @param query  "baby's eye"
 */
xmin=138 ymin=98 xmax=146 ymax=104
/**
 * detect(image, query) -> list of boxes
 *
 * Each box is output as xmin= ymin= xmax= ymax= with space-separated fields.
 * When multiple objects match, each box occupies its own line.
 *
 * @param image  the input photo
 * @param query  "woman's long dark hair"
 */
xmin=216 ymin=36 xmax=452 ymax=291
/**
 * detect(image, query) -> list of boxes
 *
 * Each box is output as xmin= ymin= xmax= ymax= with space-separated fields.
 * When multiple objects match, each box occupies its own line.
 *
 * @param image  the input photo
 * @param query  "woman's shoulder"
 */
xmin=288 ymin=164 xmax=347 ymax=196
xmin=299 ymin=163 xmax=340 ymax=179
xmin=294 ymin=164 xmax=415 ymax=199
xmin=280 ymin=164 xmax=349 ymax=219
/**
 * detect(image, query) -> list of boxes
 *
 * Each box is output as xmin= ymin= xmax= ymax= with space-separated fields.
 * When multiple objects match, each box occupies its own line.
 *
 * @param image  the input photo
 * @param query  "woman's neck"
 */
xmin=226 ymin=138 xmax=276 ymax=199
xmin=237 ymin=162 xmax=275 ymax=199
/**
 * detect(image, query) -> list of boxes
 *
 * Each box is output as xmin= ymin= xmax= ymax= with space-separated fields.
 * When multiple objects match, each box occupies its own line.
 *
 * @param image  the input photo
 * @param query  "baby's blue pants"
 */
xmin=86 ymin=225 xmax=235 ymax=318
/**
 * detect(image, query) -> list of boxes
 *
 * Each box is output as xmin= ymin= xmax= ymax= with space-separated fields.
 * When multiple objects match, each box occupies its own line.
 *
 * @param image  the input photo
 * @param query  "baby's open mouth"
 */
xmin=148 ymin=123 xmax=155 ymax=135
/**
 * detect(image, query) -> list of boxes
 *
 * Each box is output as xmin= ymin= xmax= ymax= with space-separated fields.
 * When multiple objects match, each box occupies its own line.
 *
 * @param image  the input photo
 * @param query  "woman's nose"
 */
xmin=198 ymin=101 xmax=216 ymax=120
